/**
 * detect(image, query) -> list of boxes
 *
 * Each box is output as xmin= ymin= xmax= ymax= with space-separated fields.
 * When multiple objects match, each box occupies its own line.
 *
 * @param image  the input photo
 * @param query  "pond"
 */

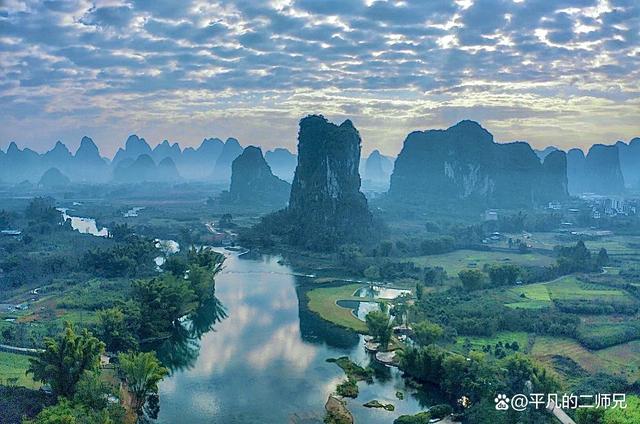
xmin=57 ymin=208 xmax=109 ymax=237
xmin=354 ymin=285 xmax=412 ymax=300
xmin=156 ymin=251 xmax=439 ymax=423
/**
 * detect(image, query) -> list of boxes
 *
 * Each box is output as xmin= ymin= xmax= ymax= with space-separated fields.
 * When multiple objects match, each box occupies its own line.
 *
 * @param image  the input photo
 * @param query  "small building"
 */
xmin=483 ymin=210 xmax=498 ymax=221
xmin=1 ymin=230 xmax=22 ymax=236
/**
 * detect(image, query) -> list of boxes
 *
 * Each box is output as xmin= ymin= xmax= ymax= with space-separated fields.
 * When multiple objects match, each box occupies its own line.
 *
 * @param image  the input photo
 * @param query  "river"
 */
xmin=56 ymin=207 xmax=437 ymax=422
xmin=155 ymin=251 xmax=438 ymax=424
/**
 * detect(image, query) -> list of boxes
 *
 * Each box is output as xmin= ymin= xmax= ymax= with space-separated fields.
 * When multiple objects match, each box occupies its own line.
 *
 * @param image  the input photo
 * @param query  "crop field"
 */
xmin=506 ymin=276 xmax=633 ymax=310
xmin=404 ymin=249 xmax=555 ymax=275
xmin=531 ymin=336 xmax=640 ymax=383
xmin=0 ymin=352 xmax=39 ymax=389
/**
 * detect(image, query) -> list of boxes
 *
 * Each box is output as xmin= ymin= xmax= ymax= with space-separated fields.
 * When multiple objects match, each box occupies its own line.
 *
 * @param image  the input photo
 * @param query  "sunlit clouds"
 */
xmin=0 ymin=0 xmax=638 ymax=156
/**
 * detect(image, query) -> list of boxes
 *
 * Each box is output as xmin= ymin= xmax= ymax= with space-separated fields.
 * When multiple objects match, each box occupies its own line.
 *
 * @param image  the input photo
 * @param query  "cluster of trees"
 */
xmin=399 ymin=347 xmax=559 ymax=422
xmin=83 ymin=235 xmax=159 ymax=278
xmin=555 ymin=241 xmax=608 ymax=274
xmin=411 ymin=293 xmax=579 ymax=339
xmin=25 ymin=322 xmax=168 ymax=423
xmin=96 ymin=247 xmax=226 ymax=350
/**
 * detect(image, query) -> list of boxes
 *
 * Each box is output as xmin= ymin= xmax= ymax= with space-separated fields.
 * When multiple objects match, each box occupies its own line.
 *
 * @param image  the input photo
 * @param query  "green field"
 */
xmin=306 ymin=284 xmax=368 ymax=333
xmin=404 ymin=249 xmax=555 ymax=275
xmin=531 ymin=336 xmax=640 ymax=382
xmin=0 ymin=351 xmax=39 ymax=389
xmin=506 ymin=276 xmax=632 ymax=309
xmin=452 ymin=331 xmax=530 ymax=353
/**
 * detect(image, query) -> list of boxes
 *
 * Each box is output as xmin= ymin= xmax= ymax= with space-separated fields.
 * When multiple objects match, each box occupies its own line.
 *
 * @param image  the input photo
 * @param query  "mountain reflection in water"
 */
xmin=156 ymin=251 xmax=437 ymax=424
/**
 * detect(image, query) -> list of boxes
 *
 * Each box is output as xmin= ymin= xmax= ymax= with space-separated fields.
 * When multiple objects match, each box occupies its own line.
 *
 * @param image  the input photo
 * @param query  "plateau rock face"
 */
xmin=388 ymin=120 xmax=568 ymax=209
xmin=286 ymin=115 xmax=374 ymax=249
xmin=227 ymin=146 xmax=290 ymax=206
xmin=265 ymin=148 xmax=297 ymax=182
xmin=617 ymin=138 xmax=640 ymax=188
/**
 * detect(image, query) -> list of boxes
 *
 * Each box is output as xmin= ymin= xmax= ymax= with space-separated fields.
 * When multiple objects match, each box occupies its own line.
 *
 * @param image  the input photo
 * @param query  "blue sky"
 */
xmin=1 ymin=0 xmax=638 ymax=157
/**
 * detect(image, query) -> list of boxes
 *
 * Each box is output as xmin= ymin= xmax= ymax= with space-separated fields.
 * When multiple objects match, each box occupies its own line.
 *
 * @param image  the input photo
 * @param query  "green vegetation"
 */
xmin=27 ymin=322 xmax=105 ymax=398
xmin=0 ymin=351 xmax=40 ymax=388
xmin=335 ymin=378 xmax=358 ymax=398
xmin=306 ymin=284 xmax=368 ymax=332
xmin=118 ymin=351 xmax=168 ymax=417
xmin=365 ymin=310 xmax=392 ymax=349
xmin=326 ymin=357 xmax=373 ymax=383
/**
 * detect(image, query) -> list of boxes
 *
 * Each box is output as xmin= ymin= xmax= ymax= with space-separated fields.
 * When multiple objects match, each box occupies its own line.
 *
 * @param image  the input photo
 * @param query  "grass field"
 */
xmin=404 ymin=249 xmax=555 ymax=275
xmin=531 ymin=336 xmax=640 ymax=383
xmin=506 ymin=276 xmax=632 ymax=309
xmin=0 ymin=351 xmax=39 ymax=389
xmin=306 ymin=284 xmax=369 ymax=333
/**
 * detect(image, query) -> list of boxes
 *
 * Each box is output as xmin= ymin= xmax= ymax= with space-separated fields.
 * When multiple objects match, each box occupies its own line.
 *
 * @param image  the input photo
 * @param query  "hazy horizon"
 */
xmin=1 ymin=0 xmax=639 ymax=157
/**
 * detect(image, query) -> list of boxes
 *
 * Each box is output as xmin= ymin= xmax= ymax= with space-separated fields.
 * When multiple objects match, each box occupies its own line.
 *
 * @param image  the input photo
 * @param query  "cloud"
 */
xmin=0 ymin=0 xmax=637 ymax=156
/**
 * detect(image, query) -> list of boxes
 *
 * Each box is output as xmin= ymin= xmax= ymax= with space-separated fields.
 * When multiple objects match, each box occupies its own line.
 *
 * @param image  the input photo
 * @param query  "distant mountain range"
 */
xmin=1 ymin=126 xmax=637 ymax=198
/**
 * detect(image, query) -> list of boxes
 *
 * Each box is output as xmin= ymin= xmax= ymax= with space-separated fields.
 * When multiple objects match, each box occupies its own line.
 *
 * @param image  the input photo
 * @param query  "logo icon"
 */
xmin=495 ymin=394 xmax=510 ymax=411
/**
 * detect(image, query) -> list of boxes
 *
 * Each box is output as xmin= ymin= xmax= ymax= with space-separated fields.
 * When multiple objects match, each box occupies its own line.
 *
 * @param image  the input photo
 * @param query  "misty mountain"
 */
xmin=74 ymin=136 xmax=110 ymax=183
xmin=152 ymin=140 xmax=182 ymax=164
xmin=180 ymin=138 xmax=224 ymax=180
xmin=113 ymin=154 xmax=181 ymax=183
xmin=112 ymin=135 xmax=153 ymax=166
xmin=534 ymin=146 xmax=559 ymax=161
xmin=567 ymin=145 xmax=626 ymax=195
xmin=616 ymin=138 xmax=640 ymax=189
xmin=38 ymin=167 xmax=71 ymax=188
xmin=388 ymin=120 xmax=568 ymax=210
xmin=265 ymin=148 xmax=297 ymax=182
xmin=224 ymin=146 xmax=290 ymax=206
xmin=363 ymin=149 xmax=393 ymax=184
xmin=212 ymin=138 xmax=243 ymax=181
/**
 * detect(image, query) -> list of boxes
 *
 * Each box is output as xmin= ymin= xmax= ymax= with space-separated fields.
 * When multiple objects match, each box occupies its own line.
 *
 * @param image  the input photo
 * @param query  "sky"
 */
xmin=0 ymin=0 xmax=639 ymax=158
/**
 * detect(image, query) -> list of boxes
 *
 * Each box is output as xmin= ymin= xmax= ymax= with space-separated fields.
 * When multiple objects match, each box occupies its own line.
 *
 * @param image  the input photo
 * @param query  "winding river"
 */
xmin=156 ymin=251 xmax=438 ymax=423
xmin=56 ymin=207 xmax=437 ymax=422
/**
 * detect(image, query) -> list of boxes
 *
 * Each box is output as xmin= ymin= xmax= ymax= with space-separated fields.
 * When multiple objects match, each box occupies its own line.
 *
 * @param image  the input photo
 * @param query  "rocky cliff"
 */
xmin=285 ymin=115 xmax=374 ymax=249
xmin=363 ymin=149 xmax=393 ymax=185
xmin=226 ymin=146 xmax=290 ymax=206
xmin=617 ymin=138 xmax=640 ymax=189
xmin=584 ymin=144 xmax=625 ymax=194
xmin=212 ymin=138 xmax=243 ymax=181
xmin=388 ymin=120 xmax=568 ymax=209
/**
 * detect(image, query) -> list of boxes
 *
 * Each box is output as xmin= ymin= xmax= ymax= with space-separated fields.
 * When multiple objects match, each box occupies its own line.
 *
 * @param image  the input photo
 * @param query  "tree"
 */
xmin=576 ymin=408 xmax=605 ymax=424
xmin=458 ymin=269 xmax=484 ymax=291
xmin=363 ymin=265 xmax=381 ymax=280
xmin=96 ymin=307 xmax=137 ymax=353
xmin=487 ymin=264 xmax=521 ymax=286
xmin=118 ymin=351 xmax=168 ymax=417
xmin=597 ymin=248 xmax=610 ymax=267
xmin=27 ymin=322 xmax=105 ymax=398
xmin=412 ymin=321 xmax=443 ymax=346
xmin=365 ymin=310 xmax=392 ymax=349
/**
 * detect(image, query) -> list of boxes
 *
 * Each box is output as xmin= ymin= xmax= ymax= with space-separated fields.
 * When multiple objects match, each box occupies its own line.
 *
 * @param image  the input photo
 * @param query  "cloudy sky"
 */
xmin=1 ymin=0 xmax=638 ymax=157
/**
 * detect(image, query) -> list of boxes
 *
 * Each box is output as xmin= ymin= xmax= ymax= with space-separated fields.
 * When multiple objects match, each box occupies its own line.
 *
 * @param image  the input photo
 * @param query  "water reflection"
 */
xmin=151 ymin=297 xmax=227 ymax=372
xmin=157 ymin=252 xmax=433 ymax=424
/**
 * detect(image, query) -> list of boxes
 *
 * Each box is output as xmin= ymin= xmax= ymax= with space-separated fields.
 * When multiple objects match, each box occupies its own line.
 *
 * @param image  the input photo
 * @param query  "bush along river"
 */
xmin=155 ymin=250 xmax=442 ymax=424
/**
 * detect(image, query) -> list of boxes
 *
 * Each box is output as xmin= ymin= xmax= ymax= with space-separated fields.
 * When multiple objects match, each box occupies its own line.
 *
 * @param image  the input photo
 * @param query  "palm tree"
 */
xmin=118 ymin=351 xmax=168 ymax=417
xmin=27 ymin=321 xmax=105 ymax=398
